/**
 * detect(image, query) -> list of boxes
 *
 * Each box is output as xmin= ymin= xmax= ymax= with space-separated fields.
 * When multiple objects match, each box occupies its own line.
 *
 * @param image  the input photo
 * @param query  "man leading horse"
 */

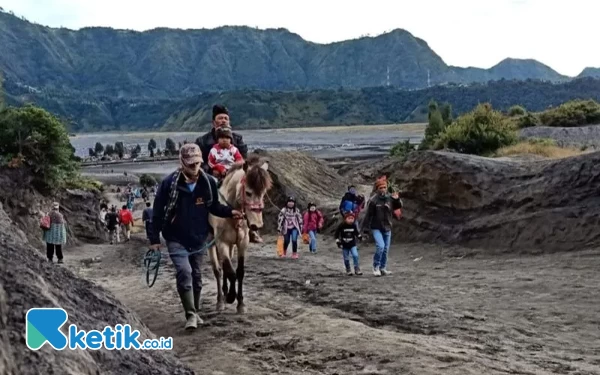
xmin=150 ymin=143 xmax=243 ymax=330
xmin=196 ymin=104 xmax=264 ymax=243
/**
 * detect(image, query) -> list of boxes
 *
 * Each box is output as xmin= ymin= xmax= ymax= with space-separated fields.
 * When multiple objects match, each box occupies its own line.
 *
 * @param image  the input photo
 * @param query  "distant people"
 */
xmin=360 ymin=177 xmax=403 ymax=277
xmin=339 ymin=185 xmax=365 ymax=217
xmin=127 ymin=190 xmax=135 ymax=210
xmin=277 ymin=196 xmax=303 ymax=259
xmin=106 ymin=206 xmax=120 ymax=244
xmin=141 ymin=187 xmax=149 ymax=202
xmin=142 ymin=201 xmax=153 ymax=241
xmin=119 ymin=205 xmax=134 ymax=241
xmin=302 ymin=202 xmax=324 ymax=253
xmin=99 ymin=205 xmax=108 ymax=241
xmin=335 ymin=212 xmax=363 ymax=276
xmin=42 ymin=202 xmax=67 ymax=264
xmin=208 ymin=126 xmax=244 ymax=181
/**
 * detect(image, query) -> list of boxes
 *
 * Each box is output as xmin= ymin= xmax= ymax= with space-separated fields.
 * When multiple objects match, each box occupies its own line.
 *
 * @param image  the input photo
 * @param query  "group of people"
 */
xmin=99 ymin=202 xmax=135 ymax=244
xmin=277 ymin=178 xmax=403 ymax=277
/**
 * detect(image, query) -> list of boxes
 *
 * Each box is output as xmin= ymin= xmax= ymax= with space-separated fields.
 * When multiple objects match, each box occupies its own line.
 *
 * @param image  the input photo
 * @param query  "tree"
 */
xmin=94 ymin=142 xmax=104 ymax=156
xmin=88 ymin=148 xmax=95 ymax=157
xmin=139 ymin=174 xmax=157 ymax=187
xmin=0 ymin=104 xmax=78 ymax=188
xmin=131 ymin=144 xmax=142 ymax=158
xmin=178 ymin=141 xmax=182 ymax=150
xmin=508 ymin=105 xmax=526 ymax=117
xmin=0 ymin=71 xmax=4 ymax=111
xmin=104 ymin=144 xmax=115 ymax=155
xmin=114 ymin=141 xmax=125 ymax=159
xmin=165 ymin=138 xmax=176 ymax=156
xmin=148 ymin=138 xmax=157 ymax=157
xmin=440 ymin=103 xmax=453 ymax=125
xmin=420 ymin=100 xmax=447 ymax=150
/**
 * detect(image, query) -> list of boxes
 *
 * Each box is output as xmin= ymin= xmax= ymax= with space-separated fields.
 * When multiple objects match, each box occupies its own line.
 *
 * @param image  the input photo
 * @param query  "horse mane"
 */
xmin=245 ymin=162 xmax=272 ymax=194
xmin=220 ymin=156 xmax=272 ymax=206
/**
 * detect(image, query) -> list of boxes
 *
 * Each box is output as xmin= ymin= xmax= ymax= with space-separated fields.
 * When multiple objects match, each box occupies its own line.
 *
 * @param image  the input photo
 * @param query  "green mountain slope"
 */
xmin=0 ymin=9 xmax=569 ymax=97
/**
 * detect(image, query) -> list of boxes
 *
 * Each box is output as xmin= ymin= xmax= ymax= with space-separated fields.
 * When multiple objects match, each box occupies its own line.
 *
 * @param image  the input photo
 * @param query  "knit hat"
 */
xmin=216 ymin=126 xmax=233 ymax=140
xmin=375 ymin=176 xmax=387 ymax=190
xmin=179 ymin=143 xmax=203 ymax=165
xmin=212 ymin=104 xmax=229 ymax=120
xmin=287 ymin=196 xmax=296 ymax=203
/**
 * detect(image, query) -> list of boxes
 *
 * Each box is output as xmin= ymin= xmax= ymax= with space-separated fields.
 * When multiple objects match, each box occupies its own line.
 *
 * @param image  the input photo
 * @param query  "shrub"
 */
xmin=0 ymin=104 xmax=78 ymax=188
xmin=508 ymin=105 xmax=527 ymax=117
xmin=538 ymin=99 xmax=600 ymax=127
xmin=434 ymin=103 xmax=518 ymax=156
xmin=514 ymin=112 xmax=541 ymax=128
xmin=139 ymin=174 xmax=157 ymax=187
xmin=390 ymin=140 xmax=416 ymax=159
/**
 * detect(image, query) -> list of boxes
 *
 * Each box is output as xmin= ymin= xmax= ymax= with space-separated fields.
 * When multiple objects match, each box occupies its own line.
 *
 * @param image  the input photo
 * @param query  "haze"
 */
xmin=2 ymin=0 xmax=598 ymax=77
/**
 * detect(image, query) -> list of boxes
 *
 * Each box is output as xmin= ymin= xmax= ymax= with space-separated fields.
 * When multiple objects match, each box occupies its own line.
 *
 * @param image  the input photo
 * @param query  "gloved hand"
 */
xmin=335 ymin=240 xmax=342 ymax=248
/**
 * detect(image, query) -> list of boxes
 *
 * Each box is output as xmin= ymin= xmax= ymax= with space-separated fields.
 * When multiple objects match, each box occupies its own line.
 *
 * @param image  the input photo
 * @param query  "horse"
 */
xmin=208 ymin=155 xmax=273 ymax=314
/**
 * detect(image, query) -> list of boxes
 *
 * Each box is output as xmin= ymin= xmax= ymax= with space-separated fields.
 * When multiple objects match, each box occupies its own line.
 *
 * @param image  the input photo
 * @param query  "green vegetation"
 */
xmin=538 ymin=99 xmax=600 ymax=127
xmin=508 ymin=105 xmax=526 ymax=117
xmin=434 ymin=103 xmax=518 ymax=155
xmin=389 ymin=140 xmax=416 ymax=159
xmin=0 ymin=104 xmax=79 ymax=188
xmin=139 ymin=174 xmax=157 ymax=188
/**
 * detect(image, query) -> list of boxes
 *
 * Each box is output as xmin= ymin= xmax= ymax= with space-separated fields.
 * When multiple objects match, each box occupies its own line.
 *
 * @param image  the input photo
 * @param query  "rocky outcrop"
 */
xmin=0 ymin=168 xmax=104 ymax=248
xmin=377 ymin=150 xmax=600 ymax=253
xmin=0 ymin=202 xmax=194 ymax=374
xmin=520 ymin=124 xmax=600 ymax=149
xmin=254 ymin=150 xmax=347 ymax=233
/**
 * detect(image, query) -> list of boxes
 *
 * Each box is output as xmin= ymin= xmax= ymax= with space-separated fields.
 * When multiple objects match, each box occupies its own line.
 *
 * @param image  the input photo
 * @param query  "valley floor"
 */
xmin=64 ymin=233 xmax=600 ymax=375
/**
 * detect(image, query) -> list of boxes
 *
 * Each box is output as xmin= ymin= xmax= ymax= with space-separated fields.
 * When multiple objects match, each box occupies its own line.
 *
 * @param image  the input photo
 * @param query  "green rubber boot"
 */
xmin=178 ymin=290 xmax=198 ymax=330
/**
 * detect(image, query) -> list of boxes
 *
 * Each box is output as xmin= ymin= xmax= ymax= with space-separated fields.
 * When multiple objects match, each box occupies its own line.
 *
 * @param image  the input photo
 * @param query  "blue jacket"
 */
xmin=150 ymin=171 xmax=233 ymax=249
xmin=339 ymin=192 xmax=359 ymax=214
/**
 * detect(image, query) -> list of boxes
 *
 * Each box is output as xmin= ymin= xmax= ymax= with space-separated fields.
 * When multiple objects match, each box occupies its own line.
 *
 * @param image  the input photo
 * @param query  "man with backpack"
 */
xmin=150 ymin=143 xmax=243 ymax=330
xmin=105 ymin=206 xmax=120 ymax=244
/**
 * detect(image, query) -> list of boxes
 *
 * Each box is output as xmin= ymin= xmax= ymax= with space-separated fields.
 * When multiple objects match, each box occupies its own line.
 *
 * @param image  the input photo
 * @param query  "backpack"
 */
xmin=40 ymin=214 xmax=51 ymax=230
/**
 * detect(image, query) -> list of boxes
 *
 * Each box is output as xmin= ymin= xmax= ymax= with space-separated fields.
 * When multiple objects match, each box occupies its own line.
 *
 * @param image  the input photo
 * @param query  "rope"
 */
xmin=143 ymin=239 xmax=216 ymax=288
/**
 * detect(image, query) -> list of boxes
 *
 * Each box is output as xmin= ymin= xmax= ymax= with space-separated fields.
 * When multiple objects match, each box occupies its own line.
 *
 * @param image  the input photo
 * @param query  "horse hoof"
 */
xmin=237 ymin=304 xmax=246 ymax=314
xmin=216 ymin=301 xmax=225 ymax=312
xmin=226 ymin=291 xmax=237 ymax=304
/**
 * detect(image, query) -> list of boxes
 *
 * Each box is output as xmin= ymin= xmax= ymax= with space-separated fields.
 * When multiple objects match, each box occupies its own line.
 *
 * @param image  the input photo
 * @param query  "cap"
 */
xmin=180 ymin=143 xmax=203 ymax=165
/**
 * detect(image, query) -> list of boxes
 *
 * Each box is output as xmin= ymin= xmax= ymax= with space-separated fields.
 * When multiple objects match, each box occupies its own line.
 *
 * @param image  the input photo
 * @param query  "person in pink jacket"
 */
xmin=302 ymin=202 xmax=324 ymax=253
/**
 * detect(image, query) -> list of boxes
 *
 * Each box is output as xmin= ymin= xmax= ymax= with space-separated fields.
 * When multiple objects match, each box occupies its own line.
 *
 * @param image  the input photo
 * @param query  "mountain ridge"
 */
xmin=0 ymin=9 xmax=574 ymax=98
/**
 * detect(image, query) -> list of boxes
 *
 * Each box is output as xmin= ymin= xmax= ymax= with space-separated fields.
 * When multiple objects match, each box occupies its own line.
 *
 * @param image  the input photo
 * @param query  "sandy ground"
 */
xmin=61 ymin=231 xmax=600 ymax=375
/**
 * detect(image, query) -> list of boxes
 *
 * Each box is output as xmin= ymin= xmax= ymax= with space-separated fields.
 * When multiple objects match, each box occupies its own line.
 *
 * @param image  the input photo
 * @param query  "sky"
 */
xmin=2 ymin=0 xmax=598 ymax=77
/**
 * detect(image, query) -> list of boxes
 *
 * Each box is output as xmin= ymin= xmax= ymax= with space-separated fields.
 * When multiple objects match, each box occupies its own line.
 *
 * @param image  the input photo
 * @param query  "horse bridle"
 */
xmin=238 ymin=176 xmax=265 ymax=217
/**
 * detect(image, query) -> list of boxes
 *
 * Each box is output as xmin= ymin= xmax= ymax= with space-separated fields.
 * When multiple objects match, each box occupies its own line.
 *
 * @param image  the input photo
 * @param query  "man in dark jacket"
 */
xmin=150 ymin=143 xmax=243 ymax=330
xmin=360 ymin=177 xmax=403 ymax=277
xmin=196 ymin=104 xmax=248 ymax=175
xmin=195 ymin=104 xmax=266 ymax=243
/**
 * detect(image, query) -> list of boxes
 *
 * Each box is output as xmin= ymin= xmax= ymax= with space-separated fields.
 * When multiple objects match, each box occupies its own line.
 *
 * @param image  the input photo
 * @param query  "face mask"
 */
xmin=181 ymin=161 xmax=201 ymax=179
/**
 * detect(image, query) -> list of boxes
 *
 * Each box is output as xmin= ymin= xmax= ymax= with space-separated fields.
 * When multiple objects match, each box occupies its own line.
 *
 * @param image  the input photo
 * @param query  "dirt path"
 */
xmin=62 ymin=234 xmax=600 ymax=375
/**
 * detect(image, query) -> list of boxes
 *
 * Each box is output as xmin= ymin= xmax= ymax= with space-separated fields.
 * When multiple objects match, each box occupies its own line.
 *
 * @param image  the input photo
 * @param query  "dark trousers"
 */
xmin=46 ymin=243 xmax=63 ymax=261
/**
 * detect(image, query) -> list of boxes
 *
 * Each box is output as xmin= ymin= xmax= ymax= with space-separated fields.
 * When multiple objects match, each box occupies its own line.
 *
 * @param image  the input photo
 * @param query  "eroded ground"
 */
xmin=64 ymin=233 xmax=600 ymax=375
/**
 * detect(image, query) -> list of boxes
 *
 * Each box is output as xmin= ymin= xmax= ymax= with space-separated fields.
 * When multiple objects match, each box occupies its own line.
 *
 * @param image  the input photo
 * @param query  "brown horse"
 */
xmin=208 ymin=155 xmax=272 ymax=314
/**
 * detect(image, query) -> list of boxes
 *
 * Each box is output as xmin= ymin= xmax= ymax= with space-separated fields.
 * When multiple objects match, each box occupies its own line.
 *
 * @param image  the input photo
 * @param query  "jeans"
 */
xmin=342 ymin=246 xmax=359 ymax=270
xmin=308 ymin=230 xmax=317 ymax=252
xmin=371 ymin=229 xmax=392 ymax=269
xmin=283 ymin=228 xmax=299 ymax=253
xmin=145 ymin=221 xmax=152 ymax=240
xmin=166 ymin=241 xmax=205 ymax=294
xmin=46 ymin=243 xmax=63 ymax=261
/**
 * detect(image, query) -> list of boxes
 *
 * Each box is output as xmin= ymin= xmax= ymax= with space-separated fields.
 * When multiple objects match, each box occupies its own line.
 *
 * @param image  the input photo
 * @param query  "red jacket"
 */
xmin=119 ymin=209 xmax=133 ymax=225
xmin=302 ymin=210 xmax=324 ymax=233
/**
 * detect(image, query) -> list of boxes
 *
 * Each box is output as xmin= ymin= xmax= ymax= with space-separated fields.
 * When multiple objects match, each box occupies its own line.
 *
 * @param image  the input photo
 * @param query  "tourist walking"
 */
xmin=360 ymin=177 xmax=403 ymax=276
xmin=302 ymin=202 xmax=324 ymax=253
xmin=277 ymin=196 xmax=303 ymax=259
xmin=42 ymin=202 xmax=67 ymax=264
xmin=335 ymin=212 xmax=363 ymax=275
